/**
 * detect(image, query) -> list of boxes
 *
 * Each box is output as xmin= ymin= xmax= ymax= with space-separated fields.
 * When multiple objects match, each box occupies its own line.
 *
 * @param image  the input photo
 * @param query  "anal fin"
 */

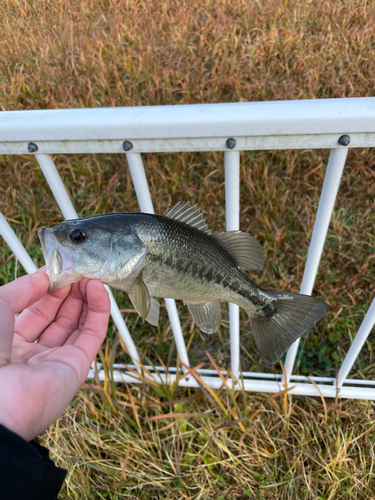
xmin=185 ymin=301 xmax=221 ymax=334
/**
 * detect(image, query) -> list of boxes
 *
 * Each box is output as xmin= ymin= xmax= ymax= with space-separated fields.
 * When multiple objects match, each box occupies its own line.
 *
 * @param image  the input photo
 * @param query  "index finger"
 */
xmin=0 ymin=271 xmax=50 ymax=314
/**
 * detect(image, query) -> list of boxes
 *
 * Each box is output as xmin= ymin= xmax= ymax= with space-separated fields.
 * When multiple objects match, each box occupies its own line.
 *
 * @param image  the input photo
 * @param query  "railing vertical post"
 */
xmin=225 ymin=150 xmax=241 ymax=381
xmin=0 ymin=213 xmax=38 ymax=274
xmin=336 ymin=298 xmax=375 ymax=387
xmin=125 ymin=153 xmax=154 ymax=214
xmin=125 ymin=153 xmax=191 ymax=371
xmin=284 ymin=148 xmax=348 ymax=383
xmin=35 ymin=155 xmax=78 ymax=220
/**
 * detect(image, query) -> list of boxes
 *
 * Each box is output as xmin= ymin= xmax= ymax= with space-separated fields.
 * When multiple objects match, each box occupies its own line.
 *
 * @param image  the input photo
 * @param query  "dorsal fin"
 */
xmin=163 ymin=202 xmax=210 ymax=233
xmin=211 ymin=231 xmax=264 ymax=271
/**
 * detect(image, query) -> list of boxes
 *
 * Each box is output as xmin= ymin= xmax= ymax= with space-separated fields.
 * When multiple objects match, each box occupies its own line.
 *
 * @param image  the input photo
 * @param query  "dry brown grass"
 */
xmin=42 ymin=366 xmax=375 ymax=500
xmin=1 ymin=0 xmax=375 ymax=498
xmin=1 ymin=0 xmax=375 ymax=109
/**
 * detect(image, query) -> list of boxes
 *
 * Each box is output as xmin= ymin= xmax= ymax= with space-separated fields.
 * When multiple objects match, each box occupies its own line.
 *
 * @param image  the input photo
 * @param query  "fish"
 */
xmin=38 ymin=201 xmax=327 ymax=366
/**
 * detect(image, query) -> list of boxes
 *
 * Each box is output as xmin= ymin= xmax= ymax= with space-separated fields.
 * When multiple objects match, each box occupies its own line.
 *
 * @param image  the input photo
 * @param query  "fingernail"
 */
xmin=32 ymin=269 xmax=50 ymax=285
xmin=33 ymin=270 xmax=47 ymax=279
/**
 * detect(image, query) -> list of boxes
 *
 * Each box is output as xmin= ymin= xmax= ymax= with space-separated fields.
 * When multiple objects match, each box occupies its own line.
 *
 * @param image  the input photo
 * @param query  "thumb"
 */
xmin=0 ymin=299 xmax=15 ymax=368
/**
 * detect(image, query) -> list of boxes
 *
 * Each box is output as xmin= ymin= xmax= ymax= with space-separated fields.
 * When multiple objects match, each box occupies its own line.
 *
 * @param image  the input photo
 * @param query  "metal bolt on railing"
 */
xmin=226 ymin=138 xmax=236 ymax=149
xmin=338 ymin=135 xmax=350 ymax=146
xmin=123 ymin=141 xmax=133 ymax=151
xmin=28 ymin=142 xmax=38 ymax=153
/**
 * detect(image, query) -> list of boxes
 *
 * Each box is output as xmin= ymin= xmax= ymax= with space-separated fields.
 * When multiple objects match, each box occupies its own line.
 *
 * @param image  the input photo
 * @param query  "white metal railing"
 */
xmin=1 ymin=98 xmax=375 ymax=399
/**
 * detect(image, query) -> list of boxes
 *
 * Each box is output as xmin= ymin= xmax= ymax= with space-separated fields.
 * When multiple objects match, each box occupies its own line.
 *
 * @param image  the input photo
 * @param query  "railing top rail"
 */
xmin=1 ymin=97 xmax=375 ymax=142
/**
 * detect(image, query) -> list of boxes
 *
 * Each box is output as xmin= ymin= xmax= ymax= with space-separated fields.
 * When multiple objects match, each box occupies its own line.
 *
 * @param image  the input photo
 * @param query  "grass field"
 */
xmin=1 ymin=0 xmax=375 ymax=498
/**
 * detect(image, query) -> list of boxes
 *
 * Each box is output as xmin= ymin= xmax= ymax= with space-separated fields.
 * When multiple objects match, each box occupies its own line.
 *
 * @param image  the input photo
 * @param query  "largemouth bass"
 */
xmin=38 ymin=202 xmax=327 ymax=366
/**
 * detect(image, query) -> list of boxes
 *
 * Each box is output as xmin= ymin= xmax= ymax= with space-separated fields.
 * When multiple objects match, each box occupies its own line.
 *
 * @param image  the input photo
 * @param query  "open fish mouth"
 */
xmin=38 ymin=227 xmax=81 ymax=290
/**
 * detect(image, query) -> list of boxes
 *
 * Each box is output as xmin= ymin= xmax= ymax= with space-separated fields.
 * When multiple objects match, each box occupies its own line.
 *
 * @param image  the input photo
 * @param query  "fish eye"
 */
xmin=69 ymin=228 xmax=87 ymax=244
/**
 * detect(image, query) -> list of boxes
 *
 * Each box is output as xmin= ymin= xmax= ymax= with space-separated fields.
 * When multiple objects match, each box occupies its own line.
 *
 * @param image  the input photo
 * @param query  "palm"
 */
xmin=0 ymin=273 xmax=111 ymax=441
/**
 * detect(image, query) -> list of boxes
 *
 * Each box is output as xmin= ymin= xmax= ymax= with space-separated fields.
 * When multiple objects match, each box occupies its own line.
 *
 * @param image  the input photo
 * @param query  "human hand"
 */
xmin=0 ymin=270 xmax=111 ymax=441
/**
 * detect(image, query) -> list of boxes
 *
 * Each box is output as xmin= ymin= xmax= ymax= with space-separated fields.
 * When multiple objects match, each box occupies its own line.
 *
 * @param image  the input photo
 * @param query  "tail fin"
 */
xmin=248 ymin=291 xmax=327 ymax=367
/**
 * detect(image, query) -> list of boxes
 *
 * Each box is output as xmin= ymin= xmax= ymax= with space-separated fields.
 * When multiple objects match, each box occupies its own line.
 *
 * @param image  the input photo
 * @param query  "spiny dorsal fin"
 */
xmin=163 ymin=201 xmax=210 ymax=233
xmin=210 ymin=231 xmax=264 ymax=271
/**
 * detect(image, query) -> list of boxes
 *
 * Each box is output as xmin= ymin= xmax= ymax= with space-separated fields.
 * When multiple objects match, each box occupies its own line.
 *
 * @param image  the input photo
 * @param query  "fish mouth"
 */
xmin=38 ymin=227 xmax=81 ymax=290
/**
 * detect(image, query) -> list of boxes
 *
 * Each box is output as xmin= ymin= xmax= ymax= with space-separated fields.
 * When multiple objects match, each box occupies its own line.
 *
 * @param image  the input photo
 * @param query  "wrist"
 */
xmin=0 ymin=406 xmax=23 ymax=439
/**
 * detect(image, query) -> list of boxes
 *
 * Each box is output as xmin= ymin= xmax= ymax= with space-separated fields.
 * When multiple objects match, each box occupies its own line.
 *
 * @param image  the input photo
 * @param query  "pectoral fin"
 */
xmin=128 ymin=292 xmax=160 ymax=326
xmin=105 ymin=276 xmax=159 ymax=325
xmin=134 ymin=275 xmax=151 ymax=320
xmin=185 ymin=301 xmax=221 ymax=334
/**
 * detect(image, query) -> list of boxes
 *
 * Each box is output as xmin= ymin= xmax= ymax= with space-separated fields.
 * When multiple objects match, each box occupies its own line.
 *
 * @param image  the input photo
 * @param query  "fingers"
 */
xmin=0 ymin=300 xmax=16 ymax=367
xmin=71 ymin=280 xmax=111 ymax=366
xmin=63 ymin=302 xmax=89 ymax=347
xmin=36 ymin=282 xmax=84 ymax=347
xmin=15 ymin=284 xmax=72 ymax=342
xmin=0 ymin=271 xmax=50 ymax=314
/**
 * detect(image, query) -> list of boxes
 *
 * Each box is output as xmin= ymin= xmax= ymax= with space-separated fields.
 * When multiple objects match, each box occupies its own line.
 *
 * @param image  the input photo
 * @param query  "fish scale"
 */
xmin=38 ymin=201 xmax=327 ymax=366
xmin=137 ymin=217 xmax=253 ymax=304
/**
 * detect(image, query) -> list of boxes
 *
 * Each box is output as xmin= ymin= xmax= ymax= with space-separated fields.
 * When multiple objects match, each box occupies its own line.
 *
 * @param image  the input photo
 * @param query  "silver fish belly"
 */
xmin=38 ymin=201 xmax=327 ymax=366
